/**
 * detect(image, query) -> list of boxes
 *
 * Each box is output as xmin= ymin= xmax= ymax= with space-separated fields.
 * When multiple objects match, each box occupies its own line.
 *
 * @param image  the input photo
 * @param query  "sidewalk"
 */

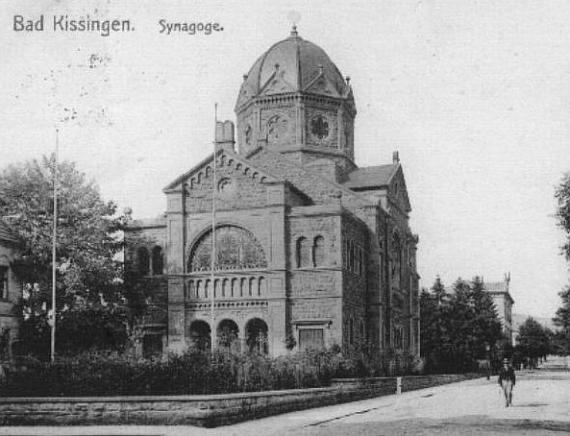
xmin=1 ymin=370 xmax=569 ymax=436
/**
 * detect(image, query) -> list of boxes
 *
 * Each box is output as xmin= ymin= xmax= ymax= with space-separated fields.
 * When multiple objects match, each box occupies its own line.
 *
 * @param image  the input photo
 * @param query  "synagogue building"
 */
xmin=128 ymin=27 xmax=420 ymax=357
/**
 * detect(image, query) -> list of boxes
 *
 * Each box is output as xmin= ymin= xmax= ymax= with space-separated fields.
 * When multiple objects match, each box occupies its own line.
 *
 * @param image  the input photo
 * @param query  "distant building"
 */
xmin=126 ymin=27 xmax=420 ymax=357
xmin=0 ymin=220 xmax=22 ymax=361
xmin=484 ymin=274 xmax=514 ymax=344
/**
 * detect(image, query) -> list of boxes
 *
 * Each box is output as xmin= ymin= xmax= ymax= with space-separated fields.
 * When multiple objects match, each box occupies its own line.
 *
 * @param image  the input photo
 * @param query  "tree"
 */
xmin=470 ymin=276 xmax=503 ymax=359
xmin=0 ymin=155 xmax=145 ymax=358
xmin=420 ymin=277 xmax=455 ymax=372
xmin=419 ymin=284 xmax=439 ymax=366
xmin=554 ymin=174 xmax=570 ymax=354
xmin=420 ymin=276 xmax=504 ymax=373
xmin=552 ymin=286 xmax=570 ymax=354
xmin=516 ymin=317 xmax=552 ymax=368
xmin=555 ymin=173 xmax=570 ymax=260
xmin=446 ymin=278 xmax=477 ymax=371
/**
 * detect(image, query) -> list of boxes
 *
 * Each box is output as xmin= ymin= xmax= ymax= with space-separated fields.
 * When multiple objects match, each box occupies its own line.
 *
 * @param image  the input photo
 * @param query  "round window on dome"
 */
xmin=310 ymin=115 xmax=330 ymax=140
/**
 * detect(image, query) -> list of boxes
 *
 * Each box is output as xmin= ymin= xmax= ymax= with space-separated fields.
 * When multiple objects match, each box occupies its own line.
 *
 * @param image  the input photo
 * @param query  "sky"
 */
xmin=1 ymin=0 xmax=569 ymax=319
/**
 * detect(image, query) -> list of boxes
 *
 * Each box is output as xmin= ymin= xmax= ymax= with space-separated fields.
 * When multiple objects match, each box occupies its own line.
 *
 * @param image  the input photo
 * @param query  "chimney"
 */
xmin=392 ymin=150 xmax=400 ymax=164
xmin=215 ymin=120 xmax=235 ymax=152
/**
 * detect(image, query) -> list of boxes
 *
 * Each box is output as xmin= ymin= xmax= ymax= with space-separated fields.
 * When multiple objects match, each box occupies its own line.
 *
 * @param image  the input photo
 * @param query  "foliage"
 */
xmin=1 ymin=346 xmax=417 ymax=397
xmin=420 ymin=276 xmax=503 ymax=373
xmin=555 ymin=173 xmax=570 ymax=260
xmin=552 ymin=286 xmax=570 ymax=355
xmin=516 ymin=317 xmax=553 ymax=367
xmin=0 ymin=156 xmax=151 ymax=358
xmin=554 ymin=174 xmax=570 ymax=355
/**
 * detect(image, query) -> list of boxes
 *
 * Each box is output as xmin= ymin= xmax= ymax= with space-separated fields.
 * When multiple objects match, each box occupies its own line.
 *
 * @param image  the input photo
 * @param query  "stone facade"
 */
xmin=485 ymin=275 xmax=515 ymax=344
xmin=127 ymin=28 xmax=420 ymax=357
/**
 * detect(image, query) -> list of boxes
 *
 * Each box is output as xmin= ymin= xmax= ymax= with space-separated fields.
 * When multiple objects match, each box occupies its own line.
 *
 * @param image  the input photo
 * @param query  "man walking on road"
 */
xmin=498 ymin=358 xmax=516 ymax=407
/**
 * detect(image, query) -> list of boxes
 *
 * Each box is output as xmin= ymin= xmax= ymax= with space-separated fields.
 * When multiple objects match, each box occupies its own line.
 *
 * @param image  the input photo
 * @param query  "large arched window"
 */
xmin=313 ymin=236 xmax=325 ymax=267
xmin=188 ymin=225 xmax=267 ymax=272
xmin=296 ymin=237 xmax=311 ymax=268
xmin=152 ymin=246 xmax=163 ymax=275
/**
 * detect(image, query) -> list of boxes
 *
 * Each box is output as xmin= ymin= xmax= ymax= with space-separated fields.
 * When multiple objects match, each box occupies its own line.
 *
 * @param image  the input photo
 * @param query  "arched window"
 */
xmin=240 ymin=278 xmax=247 ymax=297
xmin=249 ymin=277 xmax=255 ymax=296
xmin=313 ymin=236 xmax=325 ymax=267
xmin=391 ymin=233 xmax=402 ymax=288
xmin=152 ymin=246 xmax=163 ymax=275
xmin=258 ymin=277 xmax=265 ymax=296
xmin=231 ymin=278 xmax=238 ymax=297
xmin=296 ymin=237 xmax=311 ymax=268
xmin=136 ymin=247 xmax=150 ymax=275
xmin=205 ymin=280 xmax=211 ymax=298
xmin=245 ymin=125 xmax=252 ymax=146
xmin=217 ymin=319 xmax=239 ymax=350
xmin=189 ymin=320 xmax=211 ymax=351
xmin=188 ymin=225 xmax=267 ymax=272
xmin=222 ymin=279 xmax=229 ymax=298
xmin=246 ymin=318 xmax=269 ymax=354
xmin=196 ymin=280 xmax=202 ymax=298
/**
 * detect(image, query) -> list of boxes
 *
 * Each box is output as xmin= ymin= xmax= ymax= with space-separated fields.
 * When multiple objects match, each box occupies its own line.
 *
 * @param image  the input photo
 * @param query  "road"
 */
xmin=2 ymin=358 xmax=569 ymax=436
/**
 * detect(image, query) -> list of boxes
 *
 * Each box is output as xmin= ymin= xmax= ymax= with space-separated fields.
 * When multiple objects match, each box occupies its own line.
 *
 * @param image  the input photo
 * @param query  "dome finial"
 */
xmin=290 ymin=24 xmax=298 ymax=37
xmin=287 ymin=10 xmax=301 ymax=37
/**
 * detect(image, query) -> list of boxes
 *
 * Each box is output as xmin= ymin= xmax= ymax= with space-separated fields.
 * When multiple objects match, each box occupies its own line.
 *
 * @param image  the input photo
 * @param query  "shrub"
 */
xmin=1 ymin=346 xmax=417 ymax=397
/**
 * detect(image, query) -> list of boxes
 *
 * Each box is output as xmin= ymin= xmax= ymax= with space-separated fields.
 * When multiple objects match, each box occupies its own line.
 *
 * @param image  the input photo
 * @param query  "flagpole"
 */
xmin=210 ymin=104 xmax=218 ymax=354
xmin=51 ymin=128 xmax=59 ymax=363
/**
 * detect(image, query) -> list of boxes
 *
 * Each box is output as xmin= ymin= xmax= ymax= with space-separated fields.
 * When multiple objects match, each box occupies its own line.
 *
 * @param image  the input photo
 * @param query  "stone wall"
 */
xmin=0 ymin=374 xmax=481 ymax=427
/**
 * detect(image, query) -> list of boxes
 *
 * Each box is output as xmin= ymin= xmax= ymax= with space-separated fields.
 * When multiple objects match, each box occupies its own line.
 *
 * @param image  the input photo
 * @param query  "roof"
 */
xmin=236 ymin=26 xmax=350 ymax=110
xmin=246 ymin=147 xmax=370 ymax=208
xmin=343 ymin=164 xmax=398 ymax=190
xmin=485 ymin=281 xmax=508 ymax=293
xmin=0 ymin=220 xmax=20 ymax=245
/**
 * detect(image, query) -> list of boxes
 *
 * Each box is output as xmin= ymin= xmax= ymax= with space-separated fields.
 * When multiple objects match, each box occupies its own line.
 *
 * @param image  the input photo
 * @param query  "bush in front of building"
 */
xmin=1 ymin=346 xmax=417 ymax=397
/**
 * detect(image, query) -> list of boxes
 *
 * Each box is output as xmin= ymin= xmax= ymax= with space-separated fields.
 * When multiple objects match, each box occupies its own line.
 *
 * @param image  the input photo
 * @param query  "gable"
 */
xmin=304 ymin=71 xmax=342 ymax=98
xmin=259 ymin=69 xmax=297 ymax=95
xmin=343 ymin=164 xmax=397 ymax=190
xmin=164 ymin=148 xmax=287 ymax=214
xmin=164 ymin=148 xmax=281 ymax=193
xmin=388 ymin=166 xmax=411 ymax=213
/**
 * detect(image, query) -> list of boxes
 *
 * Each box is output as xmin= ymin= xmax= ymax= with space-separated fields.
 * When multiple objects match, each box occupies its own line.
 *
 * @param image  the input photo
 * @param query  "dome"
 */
xmin=236 ymin=26 xmax=351 ymax=110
